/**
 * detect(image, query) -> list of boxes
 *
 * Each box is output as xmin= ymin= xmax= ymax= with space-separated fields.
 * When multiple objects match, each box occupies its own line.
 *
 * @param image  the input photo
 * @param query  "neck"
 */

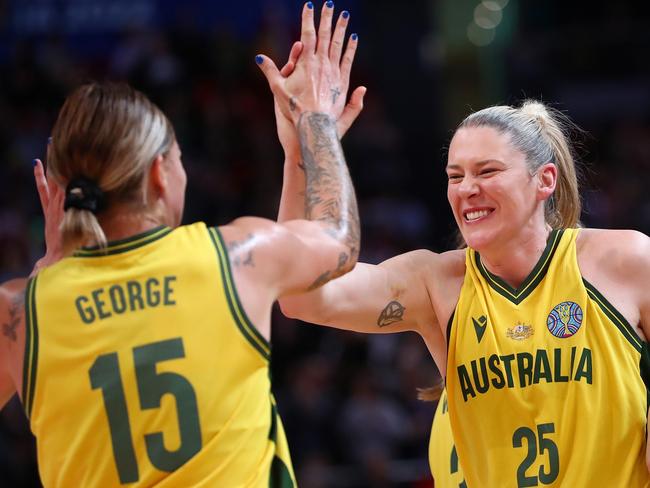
xmin=98 ymin=205 xmax=169 ymax=243
xmin=478 ymin=223 xmax=552 ymax=289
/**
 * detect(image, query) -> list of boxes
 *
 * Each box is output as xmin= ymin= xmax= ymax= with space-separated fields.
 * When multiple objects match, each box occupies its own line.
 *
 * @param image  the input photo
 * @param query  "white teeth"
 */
xmin=465 ymin=209 xmax=490 ymax=221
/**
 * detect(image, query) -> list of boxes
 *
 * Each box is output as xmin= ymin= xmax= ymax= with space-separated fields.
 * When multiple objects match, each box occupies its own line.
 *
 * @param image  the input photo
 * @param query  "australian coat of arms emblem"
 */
xmin=507 ymin=322 xmax=534 ymax=340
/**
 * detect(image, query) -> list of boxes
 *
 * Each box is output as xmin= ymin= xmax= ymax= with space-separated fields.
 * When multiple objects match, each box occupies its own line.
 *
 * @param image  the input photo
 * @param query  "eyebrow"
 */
xmin=445 ymin=159 xmax=505 ymax=170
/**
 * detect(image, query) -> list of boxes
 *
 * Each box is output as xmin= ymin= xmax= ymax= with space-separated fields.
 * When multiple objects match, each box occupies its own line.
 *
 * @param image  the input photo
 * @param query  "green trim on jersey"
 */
xmin=583 ymin=279 xmax=643 ymax=353
xmin=22 ymin=276 xmax=39 ymax=418
xmin=639 ymin=342 xmax=650 ymax=411
xmin=73 ymin=226 xmax=172 ymax=257
xmin=269 ymin=456 xmax=295 ymax=488
xmin=446 ymin=310 xmax=456 ymax=357
xmin=268 ymin=397 xmax=294 ymax=487
xmin=475 ymin=229 xmax=563 ymax=304
xmin=268 ymin=401 xmax=278 ymax=441
xmin=208 ymin=227 xmax=271 ymax=361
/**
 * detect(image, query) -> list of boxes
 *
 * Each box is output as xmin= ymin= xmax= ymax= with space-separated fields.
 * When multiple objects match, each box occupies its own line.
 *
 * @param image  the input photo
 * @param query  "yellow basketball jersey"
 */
xmin=446 ymin=228 xmax=650 ymax=487
xmin=429 ymin=388 xmax=466 ymax=488
xmin=22 ymin=223 xmax=296 ymax=487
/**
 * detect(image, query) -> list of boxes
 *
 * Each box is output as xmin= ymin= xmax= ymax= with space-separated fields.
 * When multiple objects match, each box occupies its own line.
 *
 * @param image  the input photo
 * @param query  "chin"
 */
xmin=461 ymin=227 xmax=499 ymax=252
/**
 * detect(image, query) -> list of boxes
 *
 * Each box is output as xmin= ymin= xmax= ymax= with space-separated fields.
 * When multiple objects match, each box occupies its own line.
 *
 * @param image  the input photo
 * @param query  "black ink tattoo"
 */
xmin=377 ymin=301 xmax=406 ymax=327
xmin=330 ymin=87 xmax=341 ymax=105
xmin=2 ymin=293 xmax=24 ymax=343
xmin=297 ymin=112 xmax=361 ymax=267
xmin=296 ymin=111 xmax=360 ymax=290
xmin=289 ymin=97 xmax=297 ymax=112
xmin=307 ymin=252 xmax=349 ymax=291
xmin=227 ymin=235 xmax=256 ymax=268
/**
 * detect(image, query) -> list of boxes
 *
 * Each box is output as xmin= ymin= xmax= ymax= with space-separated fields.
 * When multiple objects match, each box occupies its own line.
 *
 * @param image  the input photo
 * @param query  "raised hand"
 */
xmin=267 ymin=4 xmax=366 ymax=162
xmin=257 ymin=2 xmax=364 ymax=128
xmin=31 ymin=151 xmax=65 ymax=276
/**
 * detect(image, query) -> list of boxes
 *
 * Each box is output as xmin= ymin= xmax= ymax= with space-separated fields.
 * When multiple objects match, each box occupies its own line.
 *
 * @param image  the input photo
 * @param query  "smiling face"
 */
xmin=446 ymin=126 xmax=546 ymax=251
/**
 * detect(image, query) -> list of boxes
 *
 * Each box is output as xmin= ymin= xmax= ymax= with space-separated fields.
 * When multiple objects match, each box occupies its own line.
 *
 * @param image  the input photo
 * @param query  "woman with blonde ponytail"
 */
xmin=277 ymin=98 xmax=650 ymax=486
xmin=0 ymin=4 xmax=365 ymax=487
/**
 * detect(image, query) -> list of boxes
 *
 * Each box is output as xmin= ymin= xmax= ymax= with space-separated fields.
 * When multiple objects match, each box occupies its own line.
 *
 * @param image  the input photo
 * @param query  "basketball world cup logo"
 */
xmin=546 ymin=301 xmax=583 ymax=338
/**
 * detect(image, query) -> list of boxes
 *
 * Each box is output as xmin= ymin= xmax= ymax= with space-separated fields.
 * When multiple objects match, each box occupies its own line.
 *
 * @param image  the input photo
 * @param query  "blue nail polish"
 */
xmin=351 ymin=33 xmax=358 ymax=41
xmin=32 ymin=159 xmax=38 ymax=167
xmin=326 ymin=1 xmax=334 ymax=8
xmin=306 ymin=1 xmax=313 ymax=9
xmin=47 ymin=136 xmax=52 ymax=144
xmin=255 ymin=55 xmax=263 ymax=65
xmin=342 ymin=10 xmax=349 ymax=19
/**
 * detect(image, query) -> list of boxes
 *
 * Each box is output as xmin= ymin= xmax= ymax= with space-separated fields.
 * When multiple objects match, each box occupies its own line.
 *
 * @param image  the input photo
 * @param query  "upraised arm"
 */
xmin=274 ymin=6 xmax=366 ymax=222
xmin=248 ymin=2 xmax=363 ymax=294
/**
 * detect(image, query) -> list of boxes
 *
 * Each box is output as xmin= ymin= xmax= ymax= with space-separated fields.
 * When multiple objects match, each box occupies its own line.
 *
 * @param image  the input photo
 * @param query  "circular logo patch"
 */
xmin=546 ymin=301 xmax=583 ymax=338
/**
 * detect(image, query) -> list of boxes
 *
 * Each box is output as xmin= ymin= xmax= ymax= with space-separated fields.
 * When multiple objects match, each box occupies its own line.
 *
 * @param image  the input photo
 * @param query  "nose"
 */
xmin=457 ymin=175 xmax=479 ymax=198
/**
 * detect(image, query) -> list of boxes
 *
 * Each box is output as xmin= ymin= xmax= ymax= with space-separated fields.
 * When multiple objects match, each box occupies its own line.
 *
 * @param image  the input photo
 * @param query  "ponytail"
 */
xmin=48 ymin=82 xmax=175 ymax=254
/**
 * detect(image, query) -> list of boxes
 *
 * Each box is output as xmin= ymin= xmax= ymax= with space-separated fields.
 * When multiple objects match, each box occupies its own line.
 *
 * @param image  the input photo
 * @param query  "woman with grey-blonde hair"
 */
xmin=277 ymin=99 xmax=650 ymax=486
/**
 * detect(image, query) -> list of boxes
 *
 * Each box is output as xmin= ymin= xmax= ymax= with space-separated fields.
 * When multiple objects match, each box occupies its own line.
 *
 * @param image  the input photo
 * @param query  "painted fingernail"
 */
xmin=351 ymin=33 xmax=358 ymax=41
xmin=306 ymin=1 xmax=313 ymax=9
xmin=342 ymin=10 xmax=349 ymax=19
xmin=32 ymin=159 xmax=38 ymax=167
xmin=47 ymin=136 xmax=52 ymax=144
xmin=326 ymin=1 xmax=334 ymax=8
xmin=255 ymin=55 xmax=263 ymax=65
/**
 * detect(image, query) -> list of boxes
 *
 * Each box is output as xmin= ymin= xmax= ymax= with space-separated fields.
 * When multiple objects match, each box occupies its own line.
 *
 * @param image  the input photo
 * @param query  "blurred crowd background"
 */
xmin=0 ymin=0 xmax=649 ymax=486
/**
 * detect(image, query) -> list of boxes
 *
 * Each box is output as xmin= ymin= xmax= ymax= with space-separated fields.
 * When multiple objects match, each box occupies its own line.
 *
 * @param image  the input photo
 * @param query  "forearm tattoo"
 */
xmin=377 ymin=300 xmax=406 ymax=327
xmin=298 ymin=112 xmax=360 ymax=284
xmin=2 ymin=293 xmax=25 ymax=344
xmin=307 ymin=252 xmax=349 ymax=291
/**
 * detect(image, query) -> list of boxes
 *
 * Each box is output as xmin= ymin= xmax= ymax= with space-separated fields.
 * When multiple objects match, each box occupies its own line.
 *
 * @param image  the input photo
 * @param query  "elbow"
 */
xmin=338 ymin=258 xmax=358 ymax=277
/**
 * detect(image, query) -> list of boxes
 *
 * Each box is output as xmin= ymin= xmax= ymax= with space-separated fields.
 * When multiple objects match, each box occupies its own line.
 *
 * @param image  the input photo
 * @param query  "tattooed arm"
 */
xmin=274 ymin=10 xmax=365 ymax=223
xmin=212 ymin=4 xmax=364 ymax=341
xmin=220 ymin=110 xmax=360 ymax=296
xmin=279 ymin=250 xmax=444 ymax=335
xmin=0 ymin=280 xmax=26 ymax=409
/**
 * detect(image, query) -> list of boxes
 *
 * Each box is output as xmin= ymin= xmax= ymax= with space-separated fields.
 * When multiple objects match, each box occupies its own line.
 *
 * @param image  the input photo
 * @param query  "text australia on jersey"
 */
xmin=456 ymin=346 xmax=593 ymax=402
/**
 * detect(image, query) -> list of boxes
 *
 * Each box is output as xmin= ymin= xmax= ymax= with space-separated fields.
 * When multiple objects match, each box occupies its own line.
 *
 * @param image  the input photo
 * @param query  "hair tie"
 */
xmin=64 ymin=177 xmax=106 ymax=214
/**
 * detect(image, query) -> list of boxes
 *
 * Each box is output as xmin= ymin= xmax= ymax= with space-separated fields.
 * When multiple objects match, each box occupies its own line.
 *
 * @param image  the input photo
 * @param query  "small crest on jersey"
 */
xmin=547 ymin=301 xmax=583 ymax=338
xmin=506 ymin=322 xmax=534 ymax=340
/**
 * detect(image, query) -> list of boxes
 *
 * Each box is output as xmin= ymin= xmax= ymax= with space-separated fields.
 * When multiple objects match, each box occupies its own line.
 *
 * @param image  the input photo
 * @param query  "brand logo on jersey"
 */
xmin=472 ymin=315 xmax=487 ymax=343
xmin=507 ymin=322 xmax=534 ymax=340
xmin=547 ymin=301 xmax=583 ymax=338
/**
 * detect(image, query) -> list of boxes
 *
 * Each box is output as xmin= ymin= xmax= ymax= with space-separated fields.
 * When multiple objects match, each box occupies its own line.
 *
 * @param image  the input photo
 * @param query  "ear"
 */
xmin=147 ymin=154 xmax=166 ymax=200
xmin=536 ymin=162 xmax=557 ymax=202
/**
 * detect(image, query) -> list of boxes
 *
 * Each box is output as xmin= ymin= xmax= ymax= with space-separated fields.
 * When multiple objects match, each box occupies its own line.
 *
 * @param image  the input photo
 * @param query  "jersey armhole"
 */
xmin=207 ymin=226 xmax=271 ymax=362
xmin=22 ymin=276 xmax=39 ymax=419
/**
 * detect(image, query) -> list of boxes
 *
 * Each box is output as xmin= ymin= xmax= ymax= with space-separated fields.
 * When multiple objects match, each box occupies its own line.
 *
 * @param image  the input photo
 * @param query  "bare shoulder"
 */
xmin=0 ymin=279 xmax=28 ymax=309
xmin=577 ymin=228 xmax=650 ymax=271
xmin=218 ymin=216 xmax=277 ymax=241
xmin=436 ymin=248 xmax=467 ymax=278
xmin=397 ymin=248 xmax=466 ymax=329
xmin=379 ymin=248 xmax=465 ymax=297
xmin=217 ymin=217 xmax=279 ymax=263
xmin=0 ymin=278 xmax=28 ymax=349
xmin=390 ymin=248 xmax=465 ymax=274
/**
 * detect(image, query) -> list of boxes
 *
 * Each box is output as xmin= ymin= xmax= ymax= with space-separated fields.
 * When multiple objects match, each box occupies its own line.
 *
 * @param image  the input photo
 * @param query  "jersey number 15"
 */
xmin=89 ymin=337 xmax=202 ymax=484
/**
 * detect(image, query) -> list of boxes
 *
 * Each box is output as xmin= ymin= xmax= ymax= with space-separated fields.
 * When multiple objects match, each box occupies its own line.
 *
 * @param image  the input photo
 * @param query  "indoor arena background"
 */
xmin=1 ymin=0 xmax=649 ymax=486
